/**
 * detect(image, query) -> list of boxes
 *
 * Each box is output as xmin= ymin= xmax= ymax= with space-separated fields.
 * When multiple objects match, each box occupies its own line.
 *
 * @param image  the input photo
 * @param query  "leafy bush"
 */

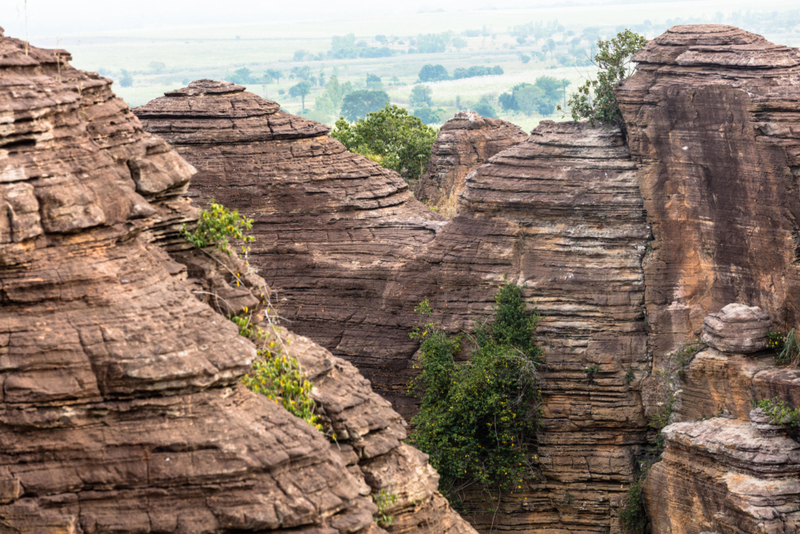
xmin=768 ymin=328 xmax=800 ymax=366
xmin=756 ymin=397 xmax=800 ymax=429
xmin=181 ymin=201 xmax=255 ymax=257
xmin=619 ymin=473 xmax=648 ymax=534
xmin=238 ymin=319 xmax=320 ymax=428
xmin=408 ymin=282 xmax=543 ymax=496
xmin=565 ymin=29 xmax=647 ymax=124
xmin=331 ymin=104 xmax=437 ymax=184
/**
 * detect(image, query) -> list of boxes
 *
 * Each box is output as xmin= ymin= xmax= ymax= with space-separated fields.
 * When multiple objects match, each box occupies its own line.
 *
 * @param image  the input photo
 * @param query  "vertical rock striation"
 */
xmin=415 ymin=111 xmax=527 ymax=216
xmin=616 ymin=24 xmax=800 ymax=372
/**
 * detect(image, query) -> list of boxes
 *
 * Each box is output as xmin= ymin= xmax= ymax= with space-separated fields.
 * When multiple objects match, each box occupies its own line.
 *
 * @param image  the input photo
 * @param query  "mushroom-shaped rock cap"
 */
xmin=133 ymin=78 xmax=329 ymax=142
xmin=701 ymin=303 xmax=771 ymax=354
xmin=634 ymin=24 xmax=800 ymax=68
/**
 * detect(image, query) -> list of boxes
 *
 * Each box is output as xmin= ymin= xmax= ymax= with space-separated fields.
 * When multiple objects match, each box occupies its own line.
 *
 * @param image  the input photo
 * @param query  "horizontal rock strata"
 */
xmin=427 ymin=120 xmax=650 ymax=532
xmin=644 ymin=417 xmax=800 ymax=534
xmin=140 ymin=87 xmax=654 ymax=531
xmin=135 ymin=80 xmax=447 ymax=418
xmin=414 ymin=111 xmax=527 ymax=216
xmin=0 ymin=33 xmax=471 ymax=534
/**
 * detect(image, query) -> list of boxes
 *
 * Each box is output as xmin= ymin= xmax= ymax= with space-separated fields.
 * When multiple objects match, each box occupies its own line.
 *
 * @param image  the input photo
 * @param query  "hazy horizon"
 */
xmin=3 ymin=0 xmax=799 ymax=45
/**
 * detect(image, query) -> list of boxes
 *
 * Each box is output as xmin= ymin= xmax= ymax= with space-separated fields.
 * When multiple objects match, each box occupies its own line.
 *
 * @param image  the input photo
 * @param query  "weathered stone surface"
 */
xmin=617 ymin=26 xmax=800 ymax=534
xmin=415 ymin=111 xmax=527 ymax=216
xmin=701 ymin=303 xmax=771 ymax=354
xmin=644 ymin=418 xmax=800 ymax=534
xmin=139 ymin=87 xmax=652 ymax=531
xmin=428 ymin=120 xmax=650 ymax=532
xmin=617 ymin=24 xmax=800 ymax=371
xmin=135 ymin=81 xmax=448 ymax=419
xmin=0 ymin=32 xmax=470 ymax=534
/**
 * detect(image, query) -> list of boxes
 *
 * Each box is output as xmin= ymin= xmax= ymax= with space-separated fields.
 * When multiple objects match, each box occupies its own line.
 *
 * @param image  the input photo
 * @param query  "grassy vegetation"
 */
xmin=24 ymin=4 xmax=800 ymax=132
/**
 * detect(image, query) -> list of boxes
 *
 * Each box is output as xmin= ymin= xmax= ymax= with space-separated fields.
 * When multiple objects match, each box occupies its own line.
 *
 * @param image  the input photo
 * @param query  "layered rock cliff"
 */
xmin=615 ymin=25 xmax=800 ymax=533
xmin=135 ymin=80 xmax=446 ymax=417
xmin=414 ymin=111 xmax=527 ymax=216
xmin=138 ymin=84 xmax=652 ymax=531
xmin=0 ymin=29 xmax=473 ymax=534
xmin=426 ymin=121 xmax=650 ymax=532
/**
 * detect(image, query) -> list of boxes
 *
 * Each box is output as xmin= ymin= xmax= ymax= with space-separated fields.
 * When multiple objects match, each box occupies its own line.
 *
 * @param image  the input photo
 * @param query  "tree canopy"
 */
xmin=499 ymin=77 xmax=570 ymax=116
xmin=289 ymin=80 xmax=312 ymax=111
xmin=339 ymin=90 xmax=391 ymax=122
xmin=566 ymin=29 xmax=648 ymax=124
xmin=410 ymin=85 xmax=433 ymax=108
xmin=418 ymin=64 xmax=449 ymax=83
xmin=331 ymin=104 xmax=438 ymax=185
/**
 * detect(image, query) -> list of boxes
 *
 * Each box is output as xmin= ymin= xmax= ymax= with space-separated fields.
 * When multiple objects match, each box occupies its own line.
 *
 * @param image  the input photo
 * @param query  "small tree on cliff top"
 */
xmin=566 ymin=29 xmax=647 ymax=124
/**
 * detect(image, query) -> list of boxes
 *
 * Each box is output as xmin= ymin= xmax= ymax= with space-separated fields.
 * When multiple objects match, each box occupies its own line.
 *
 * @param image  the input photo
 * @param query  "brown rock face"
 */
xmin=135 ymin=80 xmax=448 ymax=418
xmin=427 ymin=121 xmax=650 ymax=532
xmin=644 ymin=418 xmax=800 ymax=534
xmin=414 ymin=111 xmax=527 ymax=216
xmin=138 ymin=84 xmax=653 ymax=530
xmin=0 ymin=33 xmax=472 ymax=534
xmin=616 ymin=24 xmax=800 ymax=369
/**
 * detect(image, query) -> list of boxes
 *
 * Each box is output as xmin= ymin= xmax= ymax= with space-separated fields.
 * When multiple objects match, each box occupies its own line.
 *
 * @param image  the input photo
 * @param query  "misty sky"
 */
xmin=3 ymin=0 xmax=798 ymax=43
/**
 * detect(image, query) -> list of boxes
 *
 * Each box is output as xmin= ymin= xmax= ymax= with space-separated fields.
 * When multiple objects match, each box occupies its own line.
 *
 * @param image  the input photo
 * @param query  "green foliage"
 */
xmin=372 ymin=489 xmax=397 ymax=527
xmin=366 ymin=73 xmax=383 ymax=90
xmin=756 ymin=397 xmax=800 ymax=429
xmin=499 ymin=77 xmax=570 ymax=116
xmin=181 ymin=201 xmax=255 ymax=256
xmin=566 ymin=29 xmax=648 ymax=124
xmin=471 ymin=98 xmax=498 ymax=119
xmin=408 ymin=282 xmax=543 ymax=496
xmin=331 ymin=104 xmax=437 ymax=184
xmin=339 ymin=89 xmax=391 ymax=122
xmin=769 ymin=328 xmax=800 ymax=366
xmin=585 ymin=363 xmax=600 ymax=381
xmin=237 ymin=318 xmax=321 ymax=430
xmin=410 ymin=85 xmax=434 ymax=108
xmin=418 ymin=64 xmax=449 ymax=82
xmin=414 ymin=107 xmax=447 ymax=125
xmin=265 ymin=68 xmax=282 ymax=83
xmin=314 ymin=75 xmax=352 ymax=118
xmin=452 ymin=65 xmax=503 ymax=79
xmin=229 ymin=67 xmax=254 ymax=85
xmin=624 ymin=369 xmax=635 ymax=385
xmin=412 ymin=32 xmax=452 ymax=54
xmin=289 ymin=80 xmax=313 ymax=110
xmin=619 ymin=473 xmax=647 ymax=534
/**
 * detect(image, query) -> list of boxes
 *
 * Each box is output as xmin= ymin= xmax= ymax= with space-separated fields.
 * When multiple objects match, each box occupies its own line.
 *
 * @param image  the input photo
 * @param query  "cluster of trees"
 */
xmin=452 ymin=65 xmax=504 ymax=79
xmin=499 ymin=76 xmax=570 ymax=116
xmin=417 ymin=64 xmax=503 ymax=83
xmin=328 ymin=33 xmax=395 ymax=59
xmin=408 ymin=32 xmax=452 ymax=54
xmin=331 ymin=104 xmax=437 ymax=184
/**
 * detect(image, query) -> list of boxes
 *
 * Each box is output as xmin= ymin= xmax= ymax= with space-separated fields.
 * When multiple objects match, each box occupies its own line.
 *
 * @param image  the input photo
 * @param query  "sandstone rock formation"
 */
xmin=134 ymin=24 xmax=800 ymax=534
xmin=135 ymin=80 xmax=447 ymax=417
xmin=428 ymin=121 xmax=650 ymax=532
xmin=414 ymin=111 xmax=527 ymax=216
xmin=0 ymin=30 xmax=473 ymax=534
xmin=138 ymin=85 xmax=652 ymax=531
xmin=617 ymin=24 xmax=800 ymax=371
xmin=702 ymin=303 xmax=771 ymax=353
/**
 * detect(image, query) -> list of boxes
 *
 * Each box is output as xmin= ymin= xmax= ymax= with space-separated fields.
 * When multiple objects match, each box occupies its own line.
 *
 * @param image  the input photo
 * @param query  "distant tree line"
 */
xmin=417 ymin=64 xmax=503 ymax=83
xmin=499 ymin=76 xmax=570 ymax=116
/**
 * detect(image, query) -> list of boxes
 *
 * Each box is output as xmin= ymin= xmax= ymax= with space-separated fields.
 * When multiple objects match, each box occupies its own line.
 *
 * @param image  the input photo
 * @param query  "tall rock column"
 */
xmin=617 ymin=24 xmax=800 ymax=374
xmin=410 ymin=120 xmax=651 ymax=532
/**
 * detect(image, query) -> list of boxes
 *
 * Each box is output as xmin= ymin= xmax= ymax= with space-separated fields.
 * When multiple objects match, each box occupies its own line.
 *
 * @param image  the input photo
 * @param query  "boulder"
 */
xmin=702 ymin=303 xmax=771 ymax=353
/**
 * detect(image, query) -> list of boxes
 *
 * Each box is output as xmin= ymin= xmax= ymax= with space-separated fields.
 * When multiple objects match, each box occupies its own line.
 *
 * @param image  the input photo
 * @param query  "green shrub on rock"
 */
xmin=408 ymin=282 xmax=543 ymax=496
